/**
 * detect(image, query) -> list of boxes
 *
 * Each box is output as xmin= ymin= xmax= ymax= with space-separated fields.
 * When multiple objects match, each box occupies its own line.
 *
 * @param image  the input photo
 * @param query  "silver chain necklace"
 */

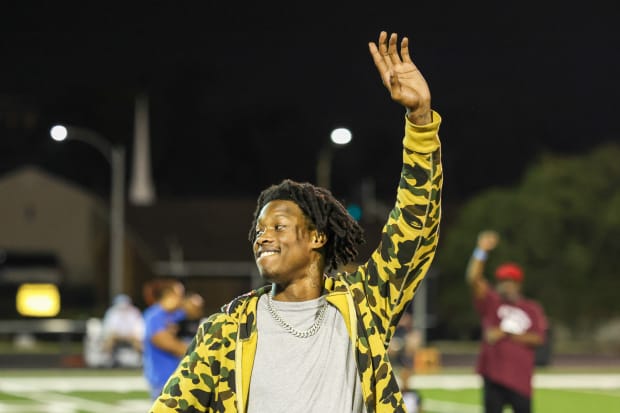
xmin=266 ymin=294 xmax=328 ymax=338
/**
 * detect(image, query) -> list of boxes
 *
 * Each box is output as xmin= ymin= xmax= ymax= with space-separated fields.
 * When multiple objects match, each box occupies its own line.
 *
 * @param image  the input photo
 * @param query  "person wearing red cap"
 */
xmin=466 ymin=230 xmax=548 ymax=413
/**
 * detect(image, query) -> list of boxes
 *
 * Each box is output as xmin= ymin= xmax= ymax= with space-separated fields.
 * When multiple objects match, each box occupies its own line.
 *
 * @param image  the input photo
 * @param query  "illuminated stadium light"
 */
xmin=50 ymin=125 xmax=68 ymax=141
xmin=16 ymin=283 xmax=61 ymax=317
xmin=330 ymin=127 xmax=352 ymax=145
xmin=317 ymin=127 xmax=354 ymax=189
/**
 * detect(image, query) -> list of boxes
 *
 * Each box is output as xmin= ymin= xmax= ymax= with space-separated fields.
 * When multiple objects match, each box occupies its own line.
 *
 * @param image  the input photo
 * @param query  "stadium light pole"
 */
xmin=316 ymin=127 xmax=352 ymax=189
xmin=50 ymin=125 xmax=126 ymax=301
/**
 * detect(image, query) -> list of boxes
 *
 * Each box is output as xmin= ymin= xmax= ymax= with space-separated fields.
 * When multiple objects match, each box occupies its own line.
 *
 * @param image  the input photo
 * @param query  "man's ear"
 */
xmin=311 ymin=231 xmax=327 ymax=248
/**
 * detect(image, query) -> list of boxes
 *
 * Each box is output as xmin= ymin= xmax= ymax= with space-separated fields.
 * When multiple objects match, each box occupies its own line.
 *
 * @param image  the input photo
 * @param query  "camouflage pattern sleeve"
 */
xmin=149 ymin=312 xmax=239 ymax=412
xmin=348 ymin=111 xmax=442 ymax=345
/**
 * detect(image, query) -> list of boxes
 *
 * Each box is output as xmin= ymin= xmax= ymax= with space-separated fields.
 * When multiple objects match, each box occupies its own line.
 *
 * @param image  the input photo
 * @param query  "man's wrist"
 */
xmin=406 ymin=107 xmax=432 ymax=125
xmin=473 ymin=247 xmax=488 ymax=261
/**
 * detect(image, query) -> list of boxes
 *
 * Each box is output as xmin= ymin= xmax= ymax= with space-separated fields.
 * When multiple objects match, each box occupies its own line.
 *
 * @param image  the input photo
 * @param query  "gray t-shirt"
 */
xmin=247 ymin=294 xmax=365 ymax=413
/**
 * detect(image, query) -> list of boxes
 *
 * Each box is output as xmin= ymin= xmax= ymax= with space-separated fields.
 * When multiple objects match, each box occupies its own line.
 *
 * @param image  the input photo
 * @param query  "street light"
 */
xmin=50 ymin=125 xmax=126 ymax=301
xmin=316 ymin=127 xmax=352 ymax=189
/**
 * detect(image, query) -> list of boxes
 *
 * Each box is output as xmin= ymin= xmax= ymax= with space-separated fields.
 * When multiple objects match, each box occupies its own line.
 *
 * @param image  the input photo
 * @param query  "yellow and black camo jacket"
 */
xmin=150 ymin=112 xmax=443 ymax=413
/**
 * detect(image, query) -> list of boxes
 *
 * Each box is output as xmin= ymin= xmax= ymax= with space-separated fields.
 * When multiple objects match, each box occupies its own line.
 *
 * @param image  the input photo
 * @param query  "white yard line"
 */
xmin=409 ymin=374 xmax=482 ymax=389
xmin=13 ymin=391 xmax=110 ymax=413
xmin=423 ymin=399 xmax=482 ymax=413
xmin=0 ymin=390 xmax=151 ymax=413
xmin=408 ymin=373 xmax=620 ymax=390
xmin=567 ymin=389 xmax=620 ymax=398
xmin=2 ymin=373 xmax=620 ymax=392
xmin=0 ymin=376 xmax=149 ymax=393
xmin=0 ymin=378 xmax=151 ymax=413
xmin=0 ymin=373 xmax=619 ymax=413
xmin=533 ymin=374 xmax=620 ymax=389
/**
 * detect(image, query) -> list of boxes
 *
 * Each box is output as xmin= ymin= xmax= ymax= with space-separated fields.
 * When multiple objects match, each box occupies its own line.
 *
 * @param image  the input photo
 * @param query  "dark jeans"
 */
xmin=483 ymin=377 xmax=531 ymax=413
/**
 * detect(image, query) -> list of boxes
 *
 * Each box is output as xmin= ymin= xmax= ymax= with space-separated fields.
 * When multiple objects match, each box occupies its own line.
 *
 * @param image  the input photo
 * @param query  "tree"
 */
xmin=435 ymin=143 xmax=620 ymax=338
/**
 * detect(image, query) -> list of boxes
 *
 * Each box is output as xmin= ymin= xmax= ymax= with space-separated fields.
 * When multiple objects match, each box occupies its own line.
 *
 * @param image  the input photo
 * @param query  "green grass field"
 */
xmin=1 ymin=369 xmax=619 ymax=412
xmin=419 ymin=388 xmax=620 ymax=413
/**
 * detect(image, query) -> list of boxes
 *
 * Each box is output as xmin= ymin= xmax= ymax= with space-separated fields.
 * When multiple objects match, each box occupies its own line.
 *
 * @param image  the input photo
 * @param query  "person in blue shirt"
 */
xmin=143 ymin=280 xmax=203 ymax=400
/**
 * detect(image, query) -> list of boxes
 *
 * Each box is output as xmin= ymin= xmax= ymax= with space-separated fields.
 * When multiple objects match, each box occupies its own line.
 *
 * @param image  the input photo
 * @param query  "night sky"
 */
xmin=1 ymin=3 xmax=618 ymax=208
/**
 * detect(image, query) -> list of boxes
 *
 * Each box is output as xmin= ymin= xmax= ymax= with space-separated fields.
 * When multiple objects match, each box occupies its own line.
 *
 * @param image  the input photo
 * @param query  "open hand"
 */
xmin=369 ymin=31 xmax=431 ymax=124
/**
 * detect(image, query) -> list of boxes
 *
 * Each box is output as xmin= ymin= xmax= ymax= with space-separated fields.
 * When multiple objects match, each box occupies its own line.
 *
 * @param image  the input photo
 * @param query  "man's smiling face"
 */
xmin=253 ymin=200 xmax=318 ymax=284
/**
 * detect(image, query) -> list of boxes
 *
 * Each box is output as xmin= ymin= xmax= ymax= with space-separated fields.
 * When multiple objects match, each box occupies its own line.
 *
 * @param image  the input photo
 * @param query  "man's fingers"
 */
xmin=479 ymin=230 xmax=499 ymax=240
xmin=369 ymin=33 xmax=394 ymax=88
xmin=368 ymin=42 xmax=392 ymax=87
xmin=400 ymin=37 xmax=413 ymax=64
xmin=368 ymin=43 xmax=388 ymax=74
xmin=387 ymin=32 xmax=402 ymax=66
xmin=477 ymin=230 xmax=500 ymax=250
xmin=378 ymin=31 xmax=393 ymax=71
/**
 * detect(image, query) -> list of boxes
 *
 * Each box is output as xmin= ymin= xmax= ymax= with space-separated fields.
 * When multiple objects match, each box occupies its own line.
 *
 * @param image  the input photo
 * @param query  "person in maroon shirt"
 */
xmin=466 ymin=230 xmax=548 ymax=413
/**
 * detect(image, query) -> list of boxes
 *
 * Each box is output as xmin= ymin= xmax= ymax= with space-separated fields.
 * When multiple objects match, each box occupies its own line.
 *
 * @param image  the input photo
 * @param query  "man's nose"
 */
xmin=256 ymin=228 xmax=274 ymax=244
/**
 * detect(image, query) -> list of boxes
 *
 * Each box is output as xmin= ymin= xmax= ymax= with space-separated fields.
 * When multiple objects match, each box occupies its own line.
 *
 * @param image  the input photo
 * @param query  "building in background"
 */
xmin=0 ymin=165 xmax=261 ymax=318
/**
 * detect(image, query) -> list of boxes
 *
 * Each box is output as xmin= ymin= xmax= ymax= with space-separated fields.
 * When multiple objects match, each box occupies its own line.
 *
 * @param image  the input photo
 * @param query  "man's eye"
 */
xmin=275 ymin=225 xmax=286 ymax=231
xmin=255 ymin=229 xmax=264 ymax=237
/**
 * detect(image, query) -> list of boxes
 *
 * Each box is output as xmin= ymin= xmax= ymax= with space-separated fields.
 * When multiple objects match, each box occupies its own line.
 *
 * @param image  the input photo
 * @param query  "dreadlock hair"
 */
xmin=248 ymin=179 xmax=365 ymax=273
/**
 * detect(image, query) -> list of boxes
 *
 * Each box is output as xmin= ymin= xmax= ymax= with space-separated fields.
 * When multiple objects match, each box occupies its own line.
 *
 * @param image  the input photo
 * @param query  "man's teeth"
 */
xmin=261 ymin=251 xmax=277 ymax=257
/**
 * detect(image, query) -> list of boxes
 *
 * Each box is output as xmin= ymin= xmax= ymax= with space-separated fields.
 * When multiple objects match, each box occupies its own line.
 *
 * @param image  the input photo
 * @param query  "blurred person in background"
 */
xmin=143 ymin=280 xmax=204 ymax=400
xmin=101 ymin=293 xmax=145 ymax=366
xmin=177 ymin=291 xmax=206 ymax=343
xmin=466 ymin=230 xmax=548 ymax=413
xmin=149 ymin=30 xmax=443 ymax=412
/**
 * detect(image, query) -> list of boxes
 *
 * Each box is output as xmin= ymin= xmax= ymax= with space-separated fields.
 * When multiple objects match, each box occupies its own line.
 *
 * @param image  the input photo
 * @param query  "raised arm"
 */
xmin=466 ymin=230 xmax=499 ymax=299
xmin=350 ymin=31 xmax=442 ymax=339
